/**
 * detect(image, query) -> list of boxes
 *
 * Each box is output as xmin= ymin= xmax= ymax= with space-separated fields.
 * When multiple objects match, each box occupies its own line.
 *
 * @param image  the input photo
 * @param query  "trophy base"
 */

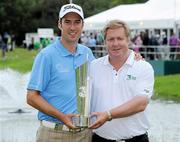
xmin=72 ymin=115 xmax=89 ymax=128
xmin=72 ymin=115 xmax=97 ymax=128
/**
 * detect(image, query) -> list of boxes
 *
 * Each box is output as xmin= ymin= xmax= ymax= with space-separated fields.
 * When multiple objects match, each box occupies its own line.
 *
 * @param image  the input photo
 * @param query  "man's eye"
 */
xmin=75 ymin=20 xmax=81 ymax=24
xmin=65 ymin=21 xmax=70 ymax=24
xmin=108 ymin=38 xmax=114 ymax=42
xmin=117 ymin=37 xmax=124 ymax=41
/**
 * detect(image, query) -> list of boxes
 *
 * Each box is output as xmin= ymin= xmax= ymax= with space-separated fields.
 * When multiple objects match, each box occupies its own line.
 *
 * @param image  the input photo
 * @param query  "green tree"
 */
xmin=0 ymin=0 xmax=41 ymax=44
xmin=111 ymin=0 xmax=147 ymax=6
xmin=77 ymin=0 xmax=112 ymax=17
xmin=0 ymin=0 xmax=147 ymax=45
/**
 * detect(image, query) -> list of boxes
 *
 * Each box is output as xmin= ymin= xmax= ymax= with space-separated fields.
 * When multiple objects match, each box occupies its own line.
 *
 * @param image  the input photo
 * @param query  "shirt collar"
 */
xmin=103 ymin=50 xmax=135 ymax=67
xmin=125 ymin=50 xmax=135 ymax=66
xmin=103 ymin=55 xmax=110 ymax=66
xmin=55 ymin=37 xmax=83 ymax=57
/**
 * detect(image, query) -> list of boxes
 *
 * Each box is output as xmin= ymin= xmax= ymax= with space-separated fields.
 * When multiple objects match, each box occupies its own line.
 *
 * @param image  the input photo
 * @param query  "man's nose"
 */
xmin=69 ymin=23 xmax=76 ymax=29
xmin=112 ymin=39 xmax=119 ymax=46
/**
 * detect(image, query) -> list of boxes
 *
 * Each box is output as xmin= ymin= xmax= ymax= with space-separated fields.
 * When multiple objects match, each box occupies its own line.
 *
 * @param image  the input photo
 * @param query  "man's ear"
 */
xmin=82 ymin=21 xmax=84 ymax=28
xmin=58 ymin=19 xmax=62 ymax=30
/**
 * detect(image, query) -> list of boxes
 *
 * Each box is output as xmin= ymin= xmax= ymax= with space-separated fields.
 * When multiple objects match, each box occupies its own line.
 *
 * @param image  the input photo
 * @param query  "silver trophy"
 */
xmin=72 ymin=61 xmax=91 ymax=128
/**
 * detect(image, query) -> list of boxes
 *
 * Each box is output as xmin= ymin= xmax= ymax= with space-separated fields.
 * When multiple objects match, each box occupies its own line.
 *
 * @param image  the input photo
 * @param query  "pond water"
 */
xmin=0 ymin=69 xmax=180 ymax=142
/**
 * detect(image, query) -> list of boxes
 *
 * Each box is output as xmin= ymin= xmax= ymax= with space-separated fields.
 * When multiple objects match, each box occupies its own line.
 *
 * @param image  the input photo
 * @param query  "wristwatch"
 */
xmin=106 ymin=110 xmax=112 ymax=121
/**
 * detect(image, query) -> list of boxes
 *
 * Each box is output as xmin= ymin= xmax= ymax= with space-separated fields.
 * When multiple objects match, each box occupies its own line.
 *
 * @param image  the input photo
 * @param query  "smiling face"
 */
xmin=105 ymin=27 xmax=129 ymax=60
xmin=58 ymin=12 xmax=84 ymax=44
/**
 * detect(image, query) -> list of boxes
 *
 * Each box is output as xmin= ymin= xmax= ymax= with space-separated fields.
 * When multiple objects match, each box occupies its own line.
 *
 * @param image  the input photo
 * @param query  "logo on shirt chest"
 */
xmin=56 ymin=64 xmax=71 ymax=72
xmin=126 ymin=74 xmax=136 ymax=80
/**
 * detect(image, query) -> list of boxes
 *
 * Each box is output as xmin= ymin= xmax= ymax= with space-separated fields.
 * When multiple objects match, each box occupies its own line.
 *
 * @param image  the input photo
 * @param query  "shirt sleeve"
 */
xmin=87 ymin=47 xmax=96 ymax=61
xmin=135 ymin=62 xmax=154 ymax=99
xmin=27 ymin=52 xmax=51 ymax=92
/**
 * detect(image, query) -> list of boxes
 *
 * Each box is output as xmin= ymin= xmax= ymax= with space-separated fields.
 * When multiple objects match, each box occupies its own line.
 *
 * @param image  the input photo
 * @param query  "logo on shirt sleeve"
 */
xmin=144 ymin=89 xmax=150 ymax=93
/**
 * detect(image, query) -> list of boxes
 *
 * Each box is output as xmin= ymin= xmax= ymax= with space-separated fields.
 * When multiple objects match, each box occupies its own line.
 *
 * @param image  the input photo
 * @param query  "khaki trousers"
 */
xmin=36 ymin=125 xmax=92 ymax=142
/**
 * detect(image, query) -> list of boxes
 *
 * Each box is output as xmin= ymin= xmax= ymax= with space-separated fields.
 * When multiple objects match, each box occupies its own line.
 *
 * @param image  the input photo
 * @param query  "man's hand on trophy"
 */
xmin=62 ymin=113 xmax=78 ymax=129
xmin=88 ymin=111 xmax=109 ymax=129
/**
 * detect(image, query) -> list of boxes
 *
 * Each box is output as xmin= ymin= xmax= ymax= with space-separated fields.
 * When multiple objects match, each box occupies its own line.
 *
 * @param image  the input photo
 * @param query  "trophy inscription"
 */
xmin=72 ymin=61 xmax=91 ymax=128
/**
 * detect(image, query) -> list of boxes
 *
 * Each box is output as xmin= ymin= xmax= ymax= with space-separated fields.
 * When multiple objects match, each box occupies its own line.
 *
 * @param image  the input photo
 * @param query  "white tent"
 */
xmin=84 ymin=0 xmax=180 ymax=30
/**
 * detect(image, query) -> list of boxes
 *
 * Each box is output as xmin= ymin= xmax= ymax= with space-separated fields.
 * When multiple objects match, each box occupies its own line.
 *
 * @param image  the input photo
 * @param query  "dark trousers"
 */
xmin=92 ymin=133 xmax=149 ymax=142
xmin=170 ymin=46 xmax=177 ymax=60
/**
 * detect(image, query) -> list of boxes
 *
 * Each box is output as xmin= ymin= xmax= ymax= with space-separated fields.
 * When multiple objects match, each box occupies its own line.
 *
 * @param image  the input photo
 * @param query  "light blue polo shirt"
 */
xmin=27 ymin=37 xmax=95 ymax=123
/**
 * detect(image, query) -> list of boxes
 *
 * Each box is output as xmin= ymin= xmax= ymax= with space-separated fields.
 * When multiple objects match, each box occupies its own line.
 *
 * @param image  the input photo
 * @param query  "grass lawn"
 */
xmin=154 ymin=74 xmax=180 ymax=102
xmin=0 ymin=48 xmax=38 ymax=73
xmin=0 ymin=47 xmax=180 ymax=101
